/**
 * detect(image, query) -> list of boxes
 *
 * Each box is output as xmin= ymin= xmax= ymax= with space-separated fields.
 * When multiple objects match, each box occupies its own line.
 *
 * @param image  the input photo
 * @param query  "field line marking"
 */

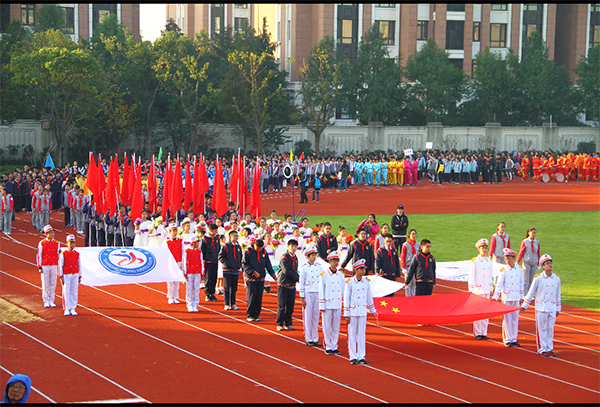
xmin=0 ymin=365 xmax=57 ymax=403
xmin=73 ymin=398 xmax=147 ymax=404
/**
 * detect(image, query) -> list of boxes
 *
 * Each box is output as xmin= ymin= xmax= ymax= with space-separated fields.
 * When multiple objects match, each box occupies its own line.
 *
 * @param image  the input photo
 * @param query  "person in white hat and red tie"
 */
xmin=298 ymin=245 xmax=322 ymax=346
xmin=469 ymin=238 xmax=493 ymax=340
xmin=182 ymin=234 xmax=204 ymax=312
xmin=319 ymin=251 xmax=345 ymax=355
xmin=59 ymin=234 xmax=82 ymax=315
xmin=492 ymin=248 xmax=524 ymax=347
xmin=344 ymin=258 xmax=377 ymax=365
xmin=37 ymin=225 xmax=60 ymax=307
xmin=521 ymin=254 xmax=561 ymax=357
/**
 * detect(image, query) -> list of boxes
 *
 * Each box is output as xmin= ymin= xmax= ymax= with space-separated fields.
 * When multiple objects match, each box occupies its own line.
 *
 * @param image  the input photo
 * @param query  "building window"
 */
xmin=21 ymin=4 xmax=35 ymax=26
xmin=1 ymin=3 xmax=11 ymax=33
xmin=337 ymin=4 xmax=359 ymax=58
xmin=234 ymin=4 xmax=247 ymax=8
xmin=341 ymin=20 xmax=353 ymax=44
xmin=522 ymin=4 xmax=543 ymax=42
xmin=591 ymin=24 xmax=600 ymax=47
xmin=592 ymin=4 xmax=600 ymax=13
xmin=490 ymin=4 xmax=508 ymax=11
xmin=446 ymin=20 xmax=464 ymax=50
xmin=417 ymin=20 xmax=428 ymax=40
xmin=449 ymin=59 xmax=463 ymax=71
xmin=235 ymin=17 xmax=248 ymax=32
xmin=62 ymin=6 xmax=75 ymax=35
xmin=211 ymin=4 xmax=224 ymax=36
xmin=374 ymin=4 xmax=396 ymax=7
xmin=490 ymin=23 xmax=507 ymax=47
xmin=471 ymin=60 xmax=478 ymax=78
xmin=93 ymin=4 xmax=117 ymax=32
xmin=375 ymin=20 xmax=395 ymax=45
xmin=473 ymin=21 xmax=480 ymax=41
xmin=447 ymin=4 xmax=465 ymax=12
xmin=522 ymin=4 xmax=539 ymax=11
xmin=336 ymin=107 xmax=351 ymax=120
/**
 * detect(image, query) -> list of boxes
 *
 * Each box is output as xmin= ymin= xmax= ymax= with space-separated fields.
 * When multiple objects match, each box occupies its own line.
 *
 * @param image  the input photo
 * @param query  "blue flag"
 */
xmin=44 ymin=154 xmax=55 ymax=170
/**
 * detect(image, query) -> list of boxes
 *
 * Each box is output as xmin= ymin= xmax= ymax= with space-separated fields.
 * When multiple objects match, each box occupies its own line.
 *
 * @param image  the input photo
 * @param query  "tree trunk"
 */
xmin=313 ymin=127 xmax=323 ymax=156
xmin=255 ymin=123 xmax=264 ymax=154
xmin=189 ymin=122 xmax=197 ymax=154
xmin=242 ymin=123 xmax=248 ymax=154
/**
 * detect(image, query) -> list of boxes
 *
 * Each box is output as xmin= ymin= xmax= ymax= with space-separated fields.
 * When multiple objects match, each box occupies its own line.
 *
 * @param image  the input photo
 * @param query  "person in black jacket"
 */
xmin=390 ymin=205 xmax=408 ymax=250
xmin=405 ymin=239 xmax=436 ymax=296
xmin=341 ymin=229 xmax=374 ymax=274
xmin=277 ymin=239 xmax=299 ymax=331
xmin=201 ymin=223 xmax=221 ymax=302
xmin=299 ymin=167 xmax=309 ymax=204
xmin=316 ymin=222 xmax=337 ymax=260
xmin=242 ymin=239 xmax=276 ymax=322
xmin=375 ymin=234 xmax=401 ymax=294
xmin=218 ymin=230 xmax=243 ymax=310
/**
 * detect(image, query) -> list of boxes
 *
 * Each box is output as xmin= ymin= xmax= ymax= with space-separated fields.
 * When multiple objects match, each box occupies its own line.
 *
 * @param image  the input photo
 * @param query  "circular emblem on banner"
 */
xmin=99 ymin=248 xmax=157 ymax=277
xmin=283 ymin=164 xmax=293 ymax=179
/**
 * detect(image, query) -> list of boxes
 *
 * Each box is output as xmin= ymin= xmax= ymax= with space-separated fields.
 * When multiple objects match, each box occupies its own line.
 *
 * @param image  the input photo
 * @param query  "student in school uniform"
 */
xmin=344 ymin=258 xmax=378 ymax=365
xmin=182 ymin=235 xmax=204 ymax=312
xmin=0 ymin=187 xmax=14 ymax=235
xmin=242 ymin=239 xmax=277 ymax=322
xmin=341 ymin=228 xmax=374 ymax=275
xmin=319 ymin=251 xmax=345 ymax=355
xmin=316 ymin=222 xmax=338 ymax=260
xmin=521 ymin=254 xmax=561 ymax=357
xmin=516 ymin=227 xmax=541 ymax=295
xmin=276 ymin=239 xmax=300 ymax=331
xmin=469 ymin=238 xmax=494 ymax=340
xmin=201 ymin=223 xmax=221 ymax=302
xmin=492 ymin=248 xmax=524 ymax=347
xmin=37 ymin=225 xmax=61 ymax=307
xmin=58 ymin=234 xmax=82 ymax=316
xmin=162 ymin=223 xmax=184 ymax=304
xmin=405 ymin=239 xmax=436 ymax=297
xmin=489 ymin=222 xmax=511 ymax=266
xmin=400 ymin=229 xmax=419 ymax=297
xmin=218 ymin=230 xmax=243 ymax=310
xmin=298 ymin=245 xmax=323 ymax=346
xmin=375 ymin=234 xmax=401 ymax=295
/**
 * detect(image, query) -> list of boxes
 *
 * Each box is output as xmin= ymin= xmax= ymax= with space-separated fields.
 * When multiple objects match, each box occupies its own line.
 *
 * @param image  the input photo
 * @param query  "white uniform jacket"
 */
xmin=522 ymin=272 xmax=561 ymax=313
xmin=468 ymin=255 xmax=493 ymax=295
xmin=298 ymin=262 xmax=322 ymax=297
xmin=492 ymin=265 xmax=524 ymax=302
xmin=318 ymin=267 xmax=345 ymax=310
xmin=343 ymin=276 xmax=376 ymax=317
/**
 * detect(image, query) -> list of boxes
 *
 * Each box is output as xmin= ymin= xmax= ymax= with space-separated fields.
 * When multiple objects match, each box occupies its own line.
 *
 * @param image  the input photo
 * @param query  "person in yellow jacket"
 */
xmin=397 ymin=156 xmax=405 ymax=186
xmin=388 ymin=157 xmax=397 ymax=185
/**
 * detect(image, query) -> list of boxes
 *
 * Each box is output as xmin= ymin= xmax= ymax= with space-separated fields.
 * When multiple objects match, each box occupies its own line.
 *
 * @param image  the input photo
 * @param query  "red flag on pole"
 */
xmin=97 ymin=155 xmax=106 ymax=214
xmin=240 ymin=157 xmax=249 ymax=215
xmin=85 ymin=152 xmax=98 ymax=198
xmin=299 ymin=152 xmax=304 ymax=161
xmin=121 ymin=153 xmax=130 ymax=206
xmin=170 ymin=156 xmax=183 ymax=217
xmin=249 ymin=160 xmax=261 ymax=218
xmin=161 ymin=155 xmax=171 ymax=220
xmin=184 ymin=155 xmax=193 ymax=213
xmin=130 ymin=161 xmax=144 ymax=221
xmin=128 ymin=156 xmax=136 ymax=206
xmin=229 ymin=156 xmax=238 ymax=205
xmin=196 ymin=155 xmax=209 ymax=210
xmin=148 ymin=156 xmax=157 ymax=214
xmin=192 ymin=156 xmax=201 ymax=216
xmin=212 ymin=156 xmax=228 ymax=217
xmin=105 ymin=156 xmax=119 ymax=217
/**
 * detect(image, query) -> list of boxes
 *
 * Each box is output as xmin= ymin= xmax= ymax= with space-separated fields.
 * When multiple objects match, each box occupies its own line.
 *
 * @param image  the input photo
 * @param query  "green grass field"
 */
xmin=303 ymin=211 xmax=600 ymax=311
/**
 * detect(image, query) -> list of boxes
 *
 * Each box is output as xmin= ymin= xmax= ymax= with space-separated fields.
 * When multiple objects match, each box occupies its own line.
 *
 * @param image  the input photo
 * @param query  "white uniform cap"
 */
xmin=43 ymin=225 xmax=54 ymax=233
xmin=476 ymin=238 xmax=489 ymax=248
xmin=66 ymin=234 xmax=76 ymax=242
xmin=190 ymin=235 xmax=199 ymax=243
xmin=353 ymin=258 xmax=367 ymax=270
xmin=327 ymin=251 xmax=340 ymax=261
xmin=304 ymin=245 xmax=317 ymax=256
xmin=539 ymin=254 xmax=552 ymax=268
xmin=503 ymin=248 xmax=516 ymax=256
xmin=168 ymin=223 xmax=178 ymax=231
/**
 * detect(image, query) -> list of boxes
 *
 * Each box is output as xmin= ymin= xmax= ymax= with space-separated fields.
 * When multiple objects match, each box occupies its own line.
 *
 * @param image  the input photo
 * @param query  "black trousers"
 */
xmin=300 ymin=185 xmax=308 ymax=203
xmin=416 ymin=282 xmax=434 ymax=296
xmin=223 ymin=271 xmax=239 ymax=306
xmin=246 ymin=280 xmax=265 ymax=318
xmin=496 ymin=169 xmax=503 ymax=182
xmin=471 ymin=172 xmax=478 ymax=183
xmin=97 ymin=229 xmax=106 ymax=247
xmin=115 ymin=233 xmax=123 ymax=247
xmin=106 ymin=232 xmax=114 ymax=247
xmin=204 ymin=262 xmax=218 ymax=296
xmin=83 ymin=222 xmax=90 ymax=247
xmin=90 ymin=225 xmax=97 ymax=246
xmin=64 ymin=207 xmax=70 ymax=227
xmin=393 ymin=236 xmax=406 ymax=251
xmin=125 ymin=237 xmax=134 ymax=246
xmin=276 ymin=286 xmax=296 ymax=327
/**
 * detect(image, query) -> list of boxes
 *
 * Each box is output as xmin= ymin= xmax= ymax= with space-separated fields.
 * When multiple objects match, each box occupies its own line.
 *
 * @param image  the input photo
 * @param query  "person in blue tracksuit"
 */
xmin=381 ymin=157 xmax=388 ymax=186
xmin=355 ymin=159 xmax=364 ymax=185
xmin=364 ymin=159 xmax=373 ymax=186
xmin=373 ymin=158 xmax=382 ymax=186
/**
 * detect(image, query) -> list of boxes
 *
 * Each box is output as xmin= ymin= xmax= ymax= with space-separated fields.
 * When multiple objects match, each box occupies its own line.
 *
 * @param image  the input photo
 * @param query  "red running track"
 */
xmin=0 ymin=202 xmax=599 ymax=403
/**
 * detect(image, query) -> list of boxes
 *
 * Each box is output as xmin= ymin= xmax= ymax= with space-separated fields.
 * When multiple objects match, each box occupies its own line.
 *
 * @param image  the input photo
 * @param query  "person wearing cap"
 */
xmin=200 ymin=223 xmax=221 ymax=302
xmin=162 ymin=223 xmax=185 ymax=304
xmin=276 ymin=239 xmax=300 ymax=331
xmin=405 ymin=239 xmax=436 ymax=296
xmin=391 ymin=205 xmax=409 ymax=250
xmin=298 ymin=245 xmax=322 ymax=346
xmin=182 ymin=235 xmax=204 ymax=312
xmin=59 ymin=234 xmax=82 ymax=316
xmin=37 ymin=225 xmax=60 ymax=307
xmin=3 ymin=373 xmax=31 ymax=404
xmin=492 ymin=248 xmax=524 ymax=347
xmin=319 ymin=251 xmax=345 ymax=355
xmin=468 ymin=238 xmax=494 ymax=340
xmin=341 ymin=229 xmax=374 ymax=275
xmin=242 ymin=238 xmax=277 ymax=322
xmin=218 ymin=230 xmax=243 ymax=310
xmin=344 ymin=259 xmax=377 ymax=365
xmin=521 ymin=254 xmax=561 ymax=357
xmin=375 ymin=234 xmax=401 ymax=295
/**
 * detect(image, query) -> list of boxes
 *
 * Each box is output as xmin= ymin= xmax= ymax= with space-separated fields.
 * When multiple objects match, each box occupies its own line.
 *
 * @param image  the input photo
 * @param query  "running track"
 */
xmin=1 ymin=182 xmax=599 ymax=403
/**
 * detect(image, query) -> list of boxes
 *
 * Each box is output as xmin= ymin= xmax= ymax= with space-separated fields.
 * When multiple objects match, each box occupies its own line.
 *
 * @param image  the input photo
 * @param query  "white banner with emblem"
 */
xmin=78 ymin=247 xmax=185 ymax=287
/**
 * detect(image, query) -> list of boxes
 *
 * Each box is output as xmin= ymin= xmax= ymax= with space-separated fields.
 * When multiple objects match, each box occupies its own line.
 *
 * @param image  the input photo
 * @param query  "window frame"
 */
xmin=62 ymin=6 xmax=75 ymax=35
xmin=490 ymin=23 xmax=507 ymax=48
xmin=375 ymin=20 xmax=395 ymax=46
xmin=445 ymin=20 xmax=465 ymax=50
xmin=473 ymin=21 xmax=480 ymax=41
xmin=21 ymin=4 xmax=35 ymax=26
xmin=374 ymin=4 xmax=396 ymax=8
xmin=234 ymin=4 xmax=248 ymax=9
xmin=417 ymin=20 xmax=428 ymax=41
xmin=490 ymin=4 xmax=508 ymax=11
xmin=447 ymin=4 xmax=465 ymax=12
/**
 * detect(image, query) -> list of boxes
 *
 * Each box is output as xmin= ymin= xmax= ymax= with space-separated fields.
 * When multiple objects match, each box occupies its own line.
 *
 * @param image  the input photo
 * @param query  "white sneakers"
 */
xmin=168 ymin=298 xmax=180 ymax=304
xmin=63 ymin=309 xmax=78 ymax=315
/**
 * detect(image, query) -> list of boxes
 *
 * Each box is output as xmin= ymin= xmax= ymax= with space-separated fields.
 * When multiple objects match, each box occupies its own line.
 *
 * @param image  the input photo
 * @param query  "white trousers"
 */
xmin=402 ymin=269 xmax=416 ymax=297
xmin=536 ymin=311 xmax=556 ymax=354
xmin=347 ymin=315 xmax=367 ymax=361
xmin=473 ymin=293 xmax=490 ymax=336
xmin=61 ymin=274 xmax=79 ymax=311
xmin=302 ymin=292 xmax=320 ymax=343
xmin=167 ymin=262 xmax=182 ymax=301
xmin=502 ymin=300 xmax=520 ymax=344
xmin=40 ymin=265 xmax=58 ymax=305
xmin=321 ymin=308 xmax=342 ymax=351
xmin=186 ymin=274 xmax=202 ymax=309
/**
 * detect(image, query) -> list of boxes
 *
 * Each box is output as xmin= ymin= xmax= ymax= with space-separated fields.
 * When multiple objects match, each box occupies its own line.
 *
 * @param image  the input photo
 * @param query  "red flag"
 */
xmin=299 ymin=152 xmax=304 ymax=161
xmin=85 ymin=152 xmax=98 ymax=198
xmin=105 ymin=156 xmax=119 ymax=217
xmin=212 ymin=156 xmax=228 ymax=217
xmin=196 ymin=156 xmax=209 ymax=210
xmin=170 ymin=156 xmax=183 ymax=217
xmin=192 ymin=156 xmax=201 ymax=216
xmin=229 ymin=156 xmax=238 ymax=204
xmin=249 ymin=161 xmax=261 ymax=218
xmin=148 ymin=156 xmax=157 ymax=214
xmin=97 ymin=155 xmax=106 ymax=214
xmin=184 ymin=155 xmax=193 ymax=213
xmin=128 ymin=156 xmax=136 ymax=206
xmin=161 ymin=155 xmax=171 ymax=220
xmin=130 ymin=161 xmax=144 ymax=221
xmin=121 ymin=153 xmax=130 ymax=206
xmin=240 ymin=157 xmax=249 ymax=214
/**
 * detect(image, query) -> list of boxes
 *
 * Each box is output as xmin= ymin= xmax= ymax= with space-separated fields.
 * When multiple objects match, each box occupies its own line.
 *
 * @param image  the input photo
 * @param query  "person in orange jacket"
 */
xmin=520 ymin=154 xmax=530 ymax=181
xmin=531 ymin=154 xmax=541 ymax=182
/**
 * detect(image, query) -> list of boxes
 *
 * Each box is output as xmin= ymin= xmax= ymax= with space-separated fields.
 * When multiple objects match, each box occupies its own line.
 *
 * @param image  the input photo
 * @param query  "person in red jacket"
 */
xmin=531 ymin=154 xmax=541 ymax=182
xmin=162 ymin=223 xmax=184 ymax=304
xmin=182 ymin=235 xmax=204 ymax=312
xmin=37 ymin=225 xmax=61 ymax=307
xmin=59 ymin=234 xmax=82 ymax=315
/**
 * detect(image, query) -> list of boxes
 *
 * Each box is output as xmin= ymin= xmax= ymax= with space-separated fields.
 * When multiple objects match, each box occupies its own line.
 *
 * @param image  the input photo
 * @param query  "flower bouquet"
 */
xmin=154 ymin=216 xmax=163 ymax=230
xmin=344 ymin=234 xmax=353 ymax=244
xmin=134 ymin=218 xmax=142 ymax=229
xmin=273 ymin=231 xmax=285 ymax=241
xmin=271 ymin=239 xmax=281 ymax=248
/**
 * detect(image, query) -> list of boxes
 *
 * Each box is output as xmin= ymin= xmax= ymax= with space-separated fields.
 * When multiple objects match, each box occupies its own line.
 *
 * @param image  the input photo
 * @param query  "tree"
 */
xmin=297 ymin=36 xmax=344 ymax=154
xmin=404 ymin=38 xmax=466 ymax=124
xmin=574 ymin=45 xmax=600 ymax=122
xmin=9 ymin=30 xmax=104 ymax=165
xmin=164 ymin=18 xmax=183 ymax=37
xmin=153 ymin=30 xmax=213 ymax=153
xmin=35 ymin=4 xmax=66 ymax=33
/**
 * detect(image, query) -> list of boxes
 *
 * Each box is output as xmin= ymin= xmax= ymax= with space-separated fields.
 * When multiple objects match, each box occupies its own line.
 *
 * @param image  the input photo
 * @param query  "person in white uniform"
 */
xmin=521 ymin=254 xmax=561 ymax=357
xmin=298 ymin=245 xmax=323 ymax=347
xmin=344 ymin=258 xmax=377 ymax=365
xmin=469 ymin=238 xmax=494 ymax=340
xmin=58 ymin=234 xmax=82 ymax=315
xmin=133 ymin=209 xmax=152 ymax=247
xmin=492 ymin=248 xmax=524 ymax=347
xmin=318 ymin=251 xmax=345 ymax=355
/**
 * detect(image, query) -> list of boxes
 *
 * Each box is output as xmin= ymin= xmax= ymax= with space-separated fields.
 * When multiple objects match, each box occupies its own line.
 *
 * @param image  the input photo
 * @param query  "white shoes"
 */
xmin=44 ymin=303 xmax=50 ymax=308
xmin=64 ymin=310 xmax=70 ymax=316
xmin=168 ymin=299 xmax=174 ymax=304
xmin=224 ymin=305 xmax=231 ymax=310
xmin=71 ymin=309 xmax=78 ymax=316
xmin=173 ymin=299 xmax=180 ymax=304
xmin=50 ymin=303 xmax=56 ymax=307
xmin=188 ymin=306 xmax=199 ymax=312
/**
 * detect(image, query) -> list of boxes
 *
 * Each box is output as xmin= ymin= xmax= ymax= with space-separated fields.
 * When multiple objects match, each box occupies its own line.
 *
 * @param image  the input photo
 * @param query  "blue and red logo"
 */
xmin=99 ymin=248 xmax=157 ymax=277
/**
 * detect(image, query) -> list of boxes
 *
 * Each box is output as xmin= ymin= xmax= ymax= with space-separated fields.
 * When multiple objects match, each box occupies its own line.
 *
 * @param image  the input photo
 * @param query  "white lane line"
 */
xmin=0 ymin=365 xmax=57 ymax=403
xmin=0 ymin=270 xmax=302 ymax=404
xmin=3 ymin=323 xmax=149 ymax=403
xmin=74 ymin=398 xmax=147 ymax=404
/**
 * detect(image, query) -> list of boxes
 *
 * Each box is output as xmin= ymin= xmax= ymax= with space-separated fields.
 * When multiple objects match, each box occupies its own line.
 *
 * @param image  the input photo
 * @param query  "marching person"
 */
xmin=201 ymin=223 xmax=221 ymax=302
xmin=375 ymin=234 xmax=401 ymax=296
xmin=182 ymin=235 xmax=204 ymax=312
xmin=517 ymin=227 xmax=541 ymax=295
xmin=492 ymin=248 xmax=524 ymax=347
xmin=344 ymin=259 xmax=378 ymax=365
xmin=405 ymin=239 xmax=436 ymax=296
xmin=242 ymin=238 xmax=277 ymax=322
xmin=319 ymin=251 xmax=345 ymax=355
xmin=58 ymin=234 xmax=82 ymax=316
xmin=400 ymin=229 xmax=420 ymax=297
xmin=276 ymin=239 xmax=300 ymax=331
xmin=0 ymin=187 xmax=14 ymax=235
xmin=298 ymin=245 xmax=323 ymax=346
xmin=521 ymin=254 xmax=561 ymax=357
xmin=162 ymin=223 xmax=184 ymax=304
xmin=218 ymin=230 xmax=243 ymax=310
xmin=469 ymin=238 xmax=494 ymax=340
xmin=37 ymin=225 xmax=60 ymax=307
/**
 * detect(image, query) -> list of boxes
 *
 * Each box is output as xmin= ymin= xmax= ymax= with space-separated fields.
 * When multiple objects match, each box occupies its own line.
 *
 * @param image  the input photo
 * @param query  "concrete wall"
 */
xmin=0 ymin=120 xmax=54 ymax=158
